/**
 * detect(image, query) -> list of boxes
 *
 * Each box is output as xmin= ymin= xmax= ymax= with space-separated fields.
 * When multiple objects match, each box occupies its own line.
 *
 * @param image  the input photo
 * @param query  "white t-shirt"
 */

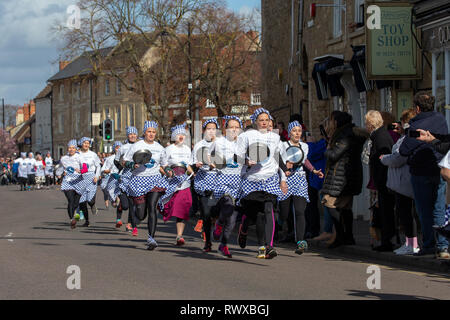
xmin=236 ymin=129 xmax=284 ymax=181
xmin=279 ymin=140 xmax=309 ymax=175
xmin=191 ymin=139 xmax=214 ymax=172
xmin=15 ymin=158 xmax=28 ymax=178
xmin=209 ymin=136 xmax=243 ymax=175
xmin=25 ymin=158 xmax=37 ymax=175
xmin=165 ymin=143 xmax=192 ymax=190
xmin=439 ymin=150 xmax=450 ymax=169
xmin=44 ymin=157 xmax=53 ymax=175
xmin=35 ymin=160 xmax=45 ymax=177
xmin=123 ymin=139 xmax=166 ymax=177
xmin=101 ymin=154 xmax=119 ymax=175
xmin=60 ymin=153 xmax=82 ymax=172
xmin=78 ymin=150 xmax=101 ymax=177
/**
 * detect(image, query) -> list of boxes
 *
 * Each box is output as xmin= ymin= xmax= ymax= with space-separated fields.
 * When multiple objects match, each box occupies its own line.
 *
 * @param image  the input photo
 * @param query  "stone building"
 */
xmin=261 ymin=0 xmax=434 ymax=219
xmin=33 ymin=84 xmax=53 ymax=154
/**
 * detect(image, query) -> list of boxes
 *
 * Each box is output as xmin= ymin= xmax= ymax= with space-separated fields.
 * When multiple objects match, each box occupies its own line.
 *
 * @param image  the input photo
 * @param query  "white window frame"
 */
xmin=128 ymin=104 xmax=135 ymax=127
xmin=355 ymin=0 xmax=365 ymax=25
xmin=333 ymin=0 xmax=343 ymax=38
xmin=250 ymin=93 xmax=261 ymax=106
xmin=116 ymin=79 xmax=121 ymax=95
xmin=105 ymin=79 xmax=110 ymax=96
xmin=59 ymin=84 xmax=64 ymax=101
xmin=432 ymin=49 xmax=450 ymax=125
xmin=115 ymin=106 xmax=121 ymax=131
xmin=206 ymin=99 xmax=215 ymax=108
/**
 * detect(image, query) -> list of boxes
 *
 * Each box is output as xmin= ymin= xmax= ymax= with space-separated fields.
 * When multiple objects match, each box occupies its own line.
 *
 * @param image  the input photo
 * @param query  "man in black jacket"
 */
xmin=399 ymin=92 xmax=449 ymax=258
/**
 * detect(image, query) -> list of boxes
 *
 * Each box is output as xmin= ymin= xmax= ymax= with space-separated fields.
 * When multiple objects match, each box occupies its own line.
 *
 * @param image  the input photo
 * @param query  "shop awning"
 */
xmin=312 ymin=56 xmax=345 ymax=100
xmin=350 ymin=45 xmax=392 ymax=92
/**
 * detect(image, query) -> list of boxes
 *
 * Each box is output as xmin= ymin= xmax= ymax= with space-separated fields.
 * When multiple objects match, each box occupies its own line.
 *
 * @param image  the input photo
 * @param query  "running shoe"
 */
xmin=213 ymin=223 xmax=224 ymax=241
xmin=74 ymin=213 xmax=80 ymax=221
xmin=295 ymin=240 xmax=308 ymax=255
xmin=237 ymin=223 xmax=247 ymax=249
xmin=132 ymin=227 xmax=138 ymax=237
xmin=194 ymin=219 xmax=203 ymax=232
xmin=70 ymin=219 xmax=77 ymax=229
xmin=126 ymin=223 xmax=133 ymax=232
xmin=219 ymin=244 xmax=232 ymax=258
xmin=81 ymin=221 xmax=90 ymax=227
xmin=257 ymin=246 xmax=266 ymax=259
xmin=146 ymin=236 xmax=158 ymax=250
xmin=203 ymin=242 xmax=212 ymax=253
xmin=115 ymin=219 xmax=123 ymax=228
xmin=176 ymin=236 xmax=185 ymax=246
xmin=79 ymin=211 xmax=85 ymax=221
xmin=265 ymin=246 xmax=278 ymax=259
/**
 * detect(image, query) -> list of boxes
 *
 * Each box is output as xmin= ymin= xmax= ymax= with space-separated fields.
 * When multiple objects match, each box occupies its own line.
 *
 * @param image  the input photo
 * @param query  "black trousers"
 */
xmin=116 ymin=193 xmax=129 ymax=220
xmin=199 ymin=194 xmax=219 ymax=244
xmin=279 ymin=196 xmax=307 ymax=242
xmin=304 ymin=186 xmax=321 ymax=238
xmin=45 ymin=175 xmax=54 ymax=186
xmin=395 ymin=192 xmax=417 ymax=238
xmin=64 ymin=190 xmax=81 ymax=220
xmin=79 ymin=198 xmax=96 ymax=223
xmin=216 ymin=196 xmax=239 ymax=246
xmin=133 ymin=192 xmax=163 ymax=238
xmin=378 ymin=189 xmax=396 ymax=245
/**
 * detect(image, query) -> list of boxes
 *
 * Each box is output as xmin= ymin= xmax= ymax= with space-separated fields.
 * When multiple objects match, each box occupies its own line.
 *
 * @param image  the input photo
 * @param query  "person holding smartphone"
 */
xmin=399 ymin=92 xmax=449 ymax=258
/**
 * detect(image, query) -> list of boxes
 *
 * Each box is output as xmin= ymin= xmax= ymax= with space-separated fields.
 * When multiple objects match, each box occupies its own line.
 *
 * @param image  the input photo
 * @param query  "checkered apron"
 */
xmin=237 ymin=173 xmax=284 ymax=205
xmin=126 ymin=174 xmax=169 ymax=198
xmin=100 ymin=174 xmax=110 ymax=190
xmin=194 ymin=169 xmax=217 ymax=196
xmin=212 ymin=172 xmax=242 ymax=200
xmin=158 ymin=174 xmax=190 ymax=210
xmin=445 ymin=205 xmax=450 ymax=227
xmin=277 ymin=170 xmax=310 ymax=202
xmin=61 ymin=171 xmax=83 ymax=192
xmin=106 ymin=176 xmax=121 ymax=201
xmin=119 ymin=168 xmax=132 ymax=193
xmin=78 ymin=172 xmax=98 ymax=203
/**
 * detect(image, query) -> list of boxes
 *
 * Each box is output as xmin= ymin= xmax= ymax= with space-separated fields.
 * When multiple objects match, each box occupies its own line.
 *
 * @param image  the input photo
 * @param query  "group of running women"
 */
xmin=58 ymin=108 xmax=324 ymax=259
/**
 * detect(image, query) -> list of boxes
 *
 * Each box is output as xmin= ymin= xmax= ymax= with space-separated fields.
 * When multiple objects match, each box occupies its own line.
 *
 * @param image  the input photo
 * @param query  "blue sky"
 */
xmin=0 ymin=0 xmax=260 ymax=106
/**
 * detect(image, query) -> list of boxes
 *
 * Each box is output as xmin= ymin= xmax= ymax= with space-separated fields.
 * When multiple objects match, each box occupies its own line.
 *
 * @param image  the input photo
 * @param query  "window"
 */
xmin=128 ymin=105 xmax=135 ymax=127
xmin=355 ymin=0 xmax=365 ymax=26
xmin=251 ymin=93 xmax=261 ymax=106
xmin=58 ymin=114 xmax=64 ymax=134
xmin=115 ymin=106 xmax=121 ymax=131
xmin=206 ymin=99 xmax=215 ymax=108
xmin=74 ymin=111 xmax=80 ymax=135
xmin=433 ymin=50 xmax=450 ymax=121
xmin=333 ymin=0 xmax=343 ymax=38
xmin=116 ymin=79 xmax=121 ymax=95
xmin=59 ymin=84 xmax=64 ymax=101
xmin=105 ymin=79 xmax=110 ymax=96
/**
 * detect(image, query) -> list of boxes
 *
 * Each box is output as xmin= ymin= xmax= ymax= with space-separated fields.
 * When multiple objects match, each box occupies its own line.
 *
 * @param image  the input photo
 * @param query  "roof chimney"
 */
xmin=59 ymin=61 xmax=70 ymax=71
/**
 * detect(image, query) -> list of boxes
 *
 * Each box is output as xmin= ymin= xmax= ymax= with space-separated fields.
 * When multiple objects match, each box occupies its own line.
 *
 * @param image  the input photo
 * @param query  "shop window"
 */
xmin=333 ymin=0 xmax=343 ymax=38
xmin=355 ymin=0 xmax=365 ymax=27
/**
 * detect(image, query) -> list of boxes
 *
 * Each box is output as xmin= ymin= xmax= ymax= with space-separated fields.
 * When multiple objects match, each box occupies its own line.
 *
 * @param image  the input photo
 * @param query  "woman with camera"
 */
xmin=380 ymin=108 xmax=420 ymax=255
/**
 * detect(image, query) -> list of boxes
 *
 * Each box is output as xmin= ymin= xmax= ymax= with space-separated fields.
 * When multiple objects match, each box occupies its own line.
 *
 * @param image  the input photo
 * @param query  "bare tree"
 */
xmin=181 ymin=3 xmax=262 ymax=118
xmin=0 ymin=129 xmax=18 ymax=158
xmin=52 ymin=0 xmax=212 ymax=139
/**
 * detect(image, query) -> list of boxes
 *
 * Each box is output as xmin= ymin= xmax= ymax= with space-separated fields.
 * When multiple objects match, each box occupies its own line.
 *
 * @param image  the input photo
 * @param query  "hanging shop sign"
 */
xmin=366 ymin=2 xmax=422 ymax=80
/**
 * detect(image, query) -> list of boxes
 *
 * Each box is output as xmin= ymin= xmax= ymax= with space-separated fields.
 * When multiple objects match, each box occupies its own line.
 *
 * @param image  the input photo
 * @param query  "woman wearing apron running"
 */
xmin=60 ymin=139 xmax=83 ymax=229
xmin=236 ymin=108 xmax=288 ymax=259
xmin=123 ymin=121 xmax=168 ymax=250
xmin=191 ymin=119 xmax=219 ymax=252
xmin=207 ymin=115 xmax=244 ymax=258
xmin=44 ymin=151 xmax=54 ymax=189
xmin=159 ymin=123 xmax=194 ymax=246
xmin=77 ymin=137 xmax=101 ymax=227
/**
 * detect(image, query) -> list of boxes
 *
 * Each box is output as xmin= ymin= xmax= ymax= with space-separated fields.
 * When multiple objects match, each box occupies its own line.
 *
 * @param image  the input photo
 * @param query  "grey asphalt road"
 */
xmin=0 ymin=185 xmax=449 ymax=300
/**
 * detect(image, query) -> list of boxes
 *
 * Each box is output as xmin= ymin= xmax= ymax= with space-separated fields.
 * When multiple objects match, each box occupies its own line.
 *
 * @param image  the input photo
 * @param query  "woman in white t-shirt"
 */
xmin=438 ymin=151 xmax=450 ymax=234
xmin=235 ymin=108 xmax=288 ymax=259
xmin=14 ymin=152 xmax=28 ymax=191
xmin=158 ymin=123 xmax=194 ymax=246
xmin=34 ymin=154 xmax=46 ymax=190
xmin=25 ymin=152 xmax=37 ymax=190
xmin=123 ymin=121 xmax=168 ymax=249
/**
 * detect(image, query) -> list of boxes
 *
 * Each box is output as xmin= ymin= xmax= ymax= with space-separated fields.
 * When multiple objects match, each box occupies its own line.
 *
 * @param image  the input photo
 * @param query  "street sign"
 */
xmin=92 ymin=113 xmax=101 ymax=126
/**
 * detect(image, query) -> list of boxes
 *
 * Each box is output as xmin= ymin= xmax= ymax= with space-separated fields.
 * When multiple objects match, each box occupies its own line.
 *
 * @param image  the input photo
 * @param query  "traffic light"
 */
xmin=103 ymin=119 xmax=114 ymax=141
xmin=99 ymin=122 xmax=103 ymax=137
